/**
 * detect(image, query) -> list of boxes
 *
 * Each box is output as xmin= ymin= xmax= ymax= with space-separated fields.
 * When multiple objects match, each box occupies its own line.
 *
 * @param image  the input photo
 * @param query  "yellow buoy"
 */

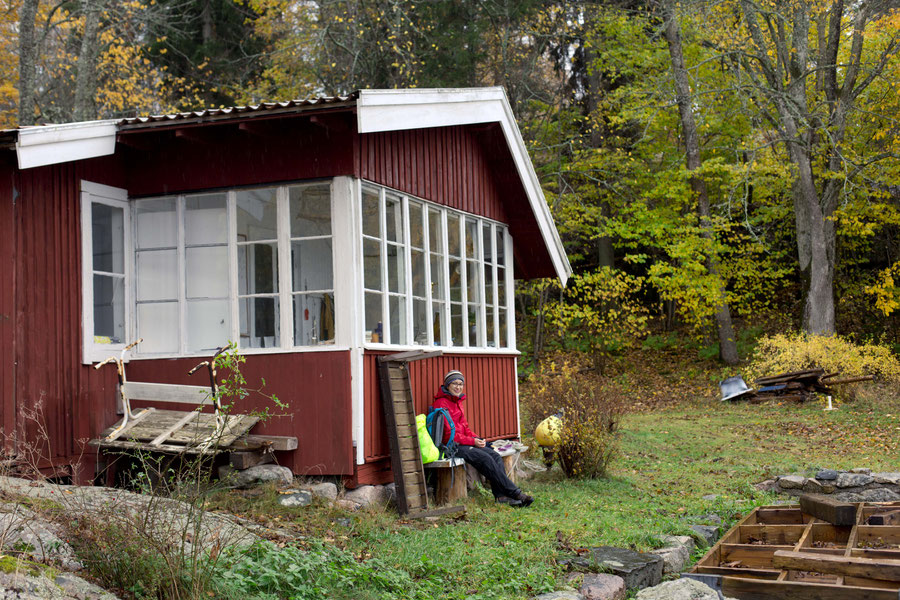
xmin=535 ymin=414 xmax=562 ymax=447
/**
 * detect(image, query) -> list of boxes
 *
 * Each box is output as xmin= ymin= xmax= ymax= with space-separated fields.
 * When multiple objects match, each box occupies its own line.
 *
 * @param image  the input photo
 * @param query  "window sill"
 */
xmin=362 ymin=343 xmax=520 ymax=356
xmin=128 ymin=344 xmax=351 ymax=361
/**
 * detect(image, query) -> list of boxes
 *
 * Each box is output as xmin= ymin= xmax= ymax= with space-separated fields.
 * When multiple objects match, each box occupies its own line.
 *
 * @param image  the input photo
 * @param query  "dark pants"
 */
xmin=455 ymin=445 xmax=520 ymax=499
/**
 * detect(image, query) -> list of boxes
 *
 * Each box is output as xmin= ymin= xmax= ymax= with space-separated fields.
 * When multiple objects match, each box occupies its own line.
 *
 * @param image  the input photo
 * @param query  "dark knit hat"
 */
xmin=443 ymin=370 xmax=465 ymax=386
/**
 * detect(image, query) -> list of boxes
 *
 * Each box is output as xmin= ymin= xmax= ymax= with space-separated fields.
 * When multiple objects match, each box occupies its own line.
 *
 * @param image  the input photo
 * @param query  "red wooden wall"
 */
xmin=125 ymin=352 xmax=354 ymax=475
xmin=358 ymin=126 xmax=507 ymax=222
xmin=0 ymin=155 xmax=16 ymax=449
xmin=355 ymin=351 xmax=518 ymax=485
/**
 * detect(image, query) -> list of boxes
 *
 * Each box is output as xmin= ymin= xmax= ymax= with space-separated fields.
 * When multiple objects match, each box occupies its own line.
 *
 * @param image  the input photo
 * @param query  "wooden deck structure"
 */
xmin=687 ymin=501 xmax=900 ymax=599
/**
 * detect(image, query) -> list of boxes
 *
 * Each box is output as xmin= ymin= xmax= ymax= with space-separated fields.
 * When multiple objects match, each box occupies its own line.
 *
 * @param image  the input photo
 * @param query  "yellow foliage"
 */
xmin=866 ymin=262 xmax=900 ymax=317
xmin=746 ymin=333 xmax=900 ymax=384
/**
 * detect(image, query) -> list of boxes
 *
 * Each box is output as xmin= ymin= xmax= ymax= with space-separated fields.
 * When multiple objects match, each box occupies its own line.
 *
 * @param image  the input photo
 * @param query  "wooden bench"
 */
xmin=425 ymin=445 xmax=528 ymax=505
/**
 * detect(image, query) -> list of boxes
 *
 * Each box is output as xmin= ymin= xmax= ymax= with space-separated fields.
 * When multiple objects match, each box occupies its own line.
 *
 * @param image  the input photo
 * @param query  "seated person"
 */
xmin=432 ymin=370 xmax=533 ymax=507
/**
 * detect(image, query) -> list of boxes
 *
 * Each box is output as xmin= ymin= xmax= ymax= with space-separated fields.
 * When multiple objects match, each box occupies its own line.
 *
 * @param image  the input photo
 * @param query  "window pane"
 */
xmin=467 ymin=259 xmax=480 ymax=304
xmin=432 ymin=300 xmax=444 ymax=346
xmin=387 ymin=243 xmax=405 ymax=293
xmin=236 ymin=188 xmax=277 ymax=241
xmin=409 ymin=202 xmax=424 ymax=249
xmin=447 ymin=214 xmax=460 ymax=257
xmin=290 ymin=184 xmax=331 ymax=237
xmin=496 ymin=229 xmax=505 ymax=266
xmin=428 ymin=208 xmax=442 ymax=253
xmin=497 ymin=266 xmax=506 ymax=310
xmin=486 ymin=306 xmax=495 ymax=347
xmin=449 ymin=259 xmax=462 ymax=302
xmin=291 ymin=239 xmax=333 ymax=292
xmin=137 ymin=302 xmax=178 ymax=353
xmin=413 ymin=299 xmax=427 ymax=345
xmin=238 ymin=243 xmax=278 ymax=295
xmin=185 ymin=194 xmax=226 ymax=245
xmin=450 ymin=302 xmax=463 ymax=346
xmin=93 ymin=274 xmax=124 ymax=342
xmin=186 ymin=246 xmax=229 ymax=299
xmin=134 ymin=198 xmax=176 ymax=250
xmin=91 ymin=203 xmax=125 ymax=273
xmin=365 ymin=292 xmax=383 ymax=342
xmin=468 ymin=305 xmax=481 ymax=347
xmin=362 ymin=188 xmax=380 ymax=238
xmin=385 ymin=195 xmax=403 ymax=243
xmin=136 ymin=249 xmax=177 ymax=301
xmin=239 ymin=296 xmax=280 ymax=348
xmin=186 ymin=299 xmax=230 ymax=352
xmin=484 ymin=266 xmax=494 ymax=308
xmin=411 ymin=249 xmax=426 ymax=298
xmin=363 ymin=238 xmax=382 ymax=291
xmin=294 ymin=293 xmax=335 ymax=345
xmin=483 ymin=223 xmax=493 ymax=264
xmin=430 ymin=254 xmax=445 ymax=302
xmin=388 ymin=295 xmax=407 ymax=344
xmin=499 ymin=308 xmax=508 ymax=348
xmin=465 ymin=218 xmax=478 ymax=259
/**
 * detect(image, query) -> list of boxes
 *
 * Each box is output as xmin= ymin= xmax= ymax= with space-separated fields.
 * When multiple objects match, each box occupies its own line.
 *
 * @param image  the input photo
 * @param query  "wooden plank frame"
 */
xmin=377 ymin=350 xmax=464 ymax=518
xmin=688 ymin=501 xmax=900 ymax=599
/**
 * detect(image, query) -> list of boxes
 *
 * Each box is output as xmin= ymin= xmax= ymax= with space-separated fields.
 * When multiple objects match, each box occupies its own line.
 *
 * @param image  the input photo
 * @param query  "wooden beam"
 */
xmin=242 ymin=435 xmax=298 ymax=451
xmin=799 ymin=494 xmax=857 ymax=526
xmin=229 ymin=449 xmax=274 ymax=469
xmin=773 ymin=550 xmax=900 ymax=582
xmin=867 ymin=511 xmax=900 ymax=526
xmin=721 ymin=575 xmax=900 ymax=600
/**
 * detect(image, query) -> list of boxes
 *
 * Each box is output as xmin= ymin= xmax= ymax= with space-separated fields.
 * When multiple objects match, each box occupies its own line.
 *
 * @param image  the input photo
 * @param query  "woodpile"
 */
xmin=751 ymin=368 xmax=874 ymax=403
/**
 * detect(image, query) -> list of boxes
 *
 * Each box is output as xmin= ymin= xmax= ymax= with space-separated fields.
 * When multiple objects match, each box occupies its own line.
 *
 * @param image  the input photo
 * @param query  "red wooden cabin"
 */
xmin=0 ymin=88 xmax=570 ymax=486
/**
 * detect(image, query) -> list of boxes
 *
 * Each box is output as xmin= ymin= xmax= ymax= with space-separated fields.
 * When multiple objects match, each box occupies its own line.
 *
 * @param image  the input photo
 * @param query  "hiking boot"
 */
xmin=495 ymin=495 xmax=524 ymax=507
xmin=514 ymin=491 xmax=534 ymax=507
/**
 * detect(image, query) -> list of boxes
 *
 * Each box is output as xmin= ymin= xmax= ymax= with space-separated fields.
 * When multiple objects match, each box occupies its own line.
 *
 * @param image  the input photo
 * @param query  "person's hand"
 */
xmin=474 ymin=438 xmax=486 ymax=448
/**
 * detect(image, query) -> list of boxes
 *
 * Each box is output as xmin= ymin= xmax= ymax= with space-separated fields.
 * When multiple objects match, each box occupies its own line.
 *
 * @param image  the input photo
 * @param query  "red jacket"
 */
xmin=432 ymin=387 xmax=479 ymax=446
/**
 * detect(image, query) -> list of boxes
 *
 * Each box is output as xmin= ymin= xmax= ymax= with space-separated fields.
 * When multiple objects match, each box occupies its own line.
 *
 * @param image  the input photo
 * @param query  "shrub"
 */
xmin=746 ymin=332 xmax=900 ymax=386
xmin=521 ymin=361 xmax=623 ymax=479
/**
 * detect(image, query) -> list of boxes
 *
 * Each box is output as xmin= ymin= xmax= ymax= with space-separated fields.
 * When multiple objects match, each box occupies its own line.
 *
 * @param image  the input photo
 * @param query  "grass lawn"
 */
xmin=208 ymin=385 xmax=900 ymax=599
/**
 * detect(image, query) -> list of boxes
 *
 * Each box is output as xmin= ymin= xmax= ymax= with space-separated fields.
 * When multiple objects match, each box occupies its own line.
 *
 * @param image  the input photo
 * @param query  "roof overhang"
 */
xmin=357 ymin=88 xmax=571 ymax=285
xmin=15 ymin=120 xmax=117 ymax=169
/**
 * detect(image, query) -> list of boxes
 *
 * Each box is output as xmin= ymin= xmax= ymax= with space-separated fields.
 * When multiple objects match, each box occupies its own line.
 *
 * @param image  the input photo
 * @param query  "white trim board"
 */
xmin=17 ymin=120 xmax=117 ymax=169
xmin=357 ymin=88 xmax=572 ymax=286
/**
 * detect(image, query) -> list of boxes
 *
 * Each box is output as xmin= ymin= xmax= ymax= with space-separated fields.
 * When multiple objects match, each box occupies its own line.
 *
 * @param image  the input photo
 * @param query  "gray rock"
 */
xmin=701 ymin=514 xmax=722 ymax=526
xmin=777 ymin=475 xmax=806 ymax=489
xmin=579 ymin=573 xmax=625 ymax=600
xmin=816 ymin=469 xmax=839 ymax=480
xmin=230 ymin=465 xmax=293 ymax=489
xmin=559 ymin=547 xmax=663 ymax=590
xmin=835 ymin=473 xmax=874 ymax=488
xmin=278 ymin=491 xmax=312 ymax=507
xmin=342 ymin=484 xmax=390 ymax=508
xmin=650 ymin=535 xmax=693 ymax=575
xmin=835 ymin=488 xmax=900 ymax=503
xmin=690 ymin=525 xmax=720 ymax=547
xmin=334 ymin=499 xmax=360 ymax=511
xmin=0 ymin=511 xmax=82 ymax=570
xmin=54 ymin=573 xmax=121 ymax=599
xmin=0 ymin=562 xmax=121 ymax=600
xmin=850 ymin=468 xmax=872 ymax=475
xmin=533 ymin=593 xmax=584 ymax=600
xmin=874 ymin=473 xmax=900 ymax=485
xmin=803 ymin=479 xmax=835 ymax=494
xmin=308 ymin=482 xmax=338 ymax=501
xmin=701 ymin=494 xmax=718 ymax=501
xmin=754 ymin=479 xmax=777 ymax=492
xmin=335 ymin=517 xmax=352 ymax=527
xmin=637 ymin=578 xmax=736 ymax=600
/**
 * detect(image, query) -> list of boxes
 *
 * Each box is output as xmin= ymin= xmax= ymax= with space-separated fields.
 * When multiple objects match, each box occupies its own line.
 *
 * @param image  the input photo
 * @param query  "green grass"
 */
xmin=205 ymin=388 xmax=900 ymax=600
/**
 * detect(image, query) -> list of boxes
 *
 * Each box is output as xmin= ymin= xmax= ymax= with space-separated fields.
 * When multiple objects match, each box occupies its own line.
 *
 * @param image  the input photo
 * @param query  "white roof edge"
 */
xmin=357 ymin=88 xmax=572 ymax=285
xmin=14 ymin=120 xmax=117 ymax=169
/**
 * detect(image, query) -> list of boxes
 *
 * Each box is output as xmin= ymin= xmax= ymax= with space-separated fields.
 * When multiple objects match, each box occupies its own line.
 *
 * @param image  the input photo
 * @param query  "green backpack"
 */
xmin=416 ymin=414 xmax=440 ymax=463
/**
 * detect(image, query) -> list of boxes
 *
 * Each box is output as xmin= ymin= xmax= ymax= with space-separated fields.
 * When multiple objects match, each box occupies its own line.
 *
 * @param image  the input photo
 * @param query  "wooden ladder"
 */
xmin=377 ymin=350 xmax=464 ymax=518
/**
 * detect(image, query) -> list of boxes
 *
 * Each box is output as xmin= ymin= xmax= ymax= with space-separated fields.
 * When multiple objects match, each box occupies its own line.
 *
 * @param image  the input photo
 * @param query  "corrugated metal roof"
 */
xmin=118 ymin=93 xmax=359 ymax=129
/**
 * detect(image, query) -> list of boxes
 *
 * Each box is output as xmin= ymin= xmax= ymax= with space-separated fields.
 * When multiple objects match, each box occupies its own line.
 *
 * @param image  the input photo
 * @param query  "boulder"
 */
xmin=579 ymin=573 xmax=626 ymax=600
xmin=835 ymin=488 xmax=900 ymax=503
xmin=777 ymin=475 xmax=806 ymax=489
xmin=873 ymin=473 xmax=900 ymax=485
xmin=532 ymin=592 xmax=584 ymax=600
xmin=649 ymin=535 xmax=694 ymax=575
xmin=278 ymin=490 xmax=312 ymax=507
xmin=559 ymin=547 xmax=663 ymax=590
xmin=850 ymin=468 xmax=872 ymax=475
xmin=342 ymin=485 xmax=390 ymax=508
xmin=754 ymin=479 xmax=777 ymax=492
xmin=0 ymin=557 xmax=121 ymax=600
xmin=690 ymin=525 xmax=720 ymax=547
xmin=307 ymin=482 xmax=338 ymax=501
xmin=636 ymin=578 xmax=736 ymax=600
xmin=835 ymin=473 xmax=874 ymax=488
xmin=803 ymin=479 xmax=835 ymax=494
xmin=0 ymin=511 xmax=82 ymax=570
xmin=230 ymin=465 xmax=293 ymax=489
xmin=816 ymin=469 xmax=839 ymax=480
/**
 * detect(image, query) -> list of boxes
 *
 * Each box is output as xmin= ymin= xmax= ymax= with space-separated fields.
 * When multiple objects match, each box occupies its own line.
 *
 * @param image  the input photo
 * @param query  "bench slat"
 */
xmin=123 ymin=382 xmax=212 ymax=404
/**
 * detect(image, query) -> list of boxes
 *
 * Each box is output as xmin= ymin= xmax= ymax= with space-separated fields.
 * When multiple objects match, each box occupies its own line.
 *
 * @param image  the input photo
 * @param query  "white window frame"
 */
xmin=80 ymin=180 xmax=132 ymax=364
xmin=359 ymin=181 xmax=514 ymax=351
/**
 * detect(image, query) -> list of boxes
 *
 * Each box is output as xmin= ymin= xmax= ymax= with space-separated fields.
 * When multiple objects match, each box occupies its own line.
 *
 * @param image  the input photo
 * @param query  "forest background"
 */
xmin=6 ymin=0 xmax=900 ymax=370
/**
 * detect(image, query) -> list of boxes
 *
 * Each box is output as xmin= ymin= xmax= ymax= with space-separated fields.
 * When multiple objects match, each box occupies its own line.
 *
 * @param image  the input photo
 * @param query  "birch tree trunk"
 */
xmin=17 ymin=0 xmax=40 ymax=126
xmin=663 ymin=4 xmax=739 ymax=364
xmin=74 ymin=0 xmax=105 ymax=122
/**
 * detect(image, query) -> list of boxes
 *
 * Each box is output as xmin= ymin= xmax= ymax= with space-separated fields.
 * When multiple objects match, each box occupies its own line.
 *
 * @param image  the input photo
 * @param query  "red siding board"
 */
xmin=361 ymin=351 xmax=518 ymax=464
xmin=0 ymin=158 xmax=16 ymax=447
